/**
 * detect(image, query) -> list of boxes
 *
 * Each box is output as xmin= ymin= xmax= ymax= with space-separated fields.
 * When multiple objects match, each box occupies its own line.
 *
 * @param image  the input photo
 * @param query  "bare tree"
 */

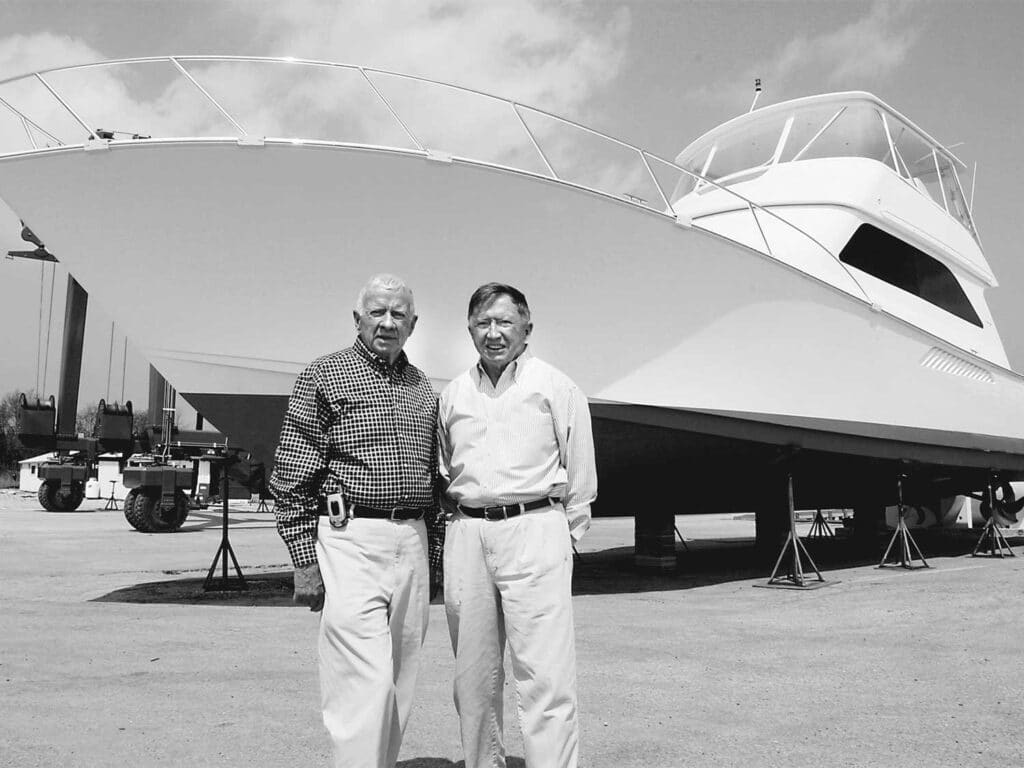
xmin=76 ymin=402 xmax=100 ymax=438
xmin=132 ymin=408 xmax=147 ymax=431
xmin=0 ymin=389 xmax=40 ymax=469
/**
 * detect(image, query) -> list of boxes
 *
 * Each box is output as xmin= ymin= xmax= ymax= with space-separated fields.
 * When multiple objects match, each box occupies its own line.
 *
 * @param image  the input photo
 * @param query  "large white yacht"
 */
xmin=1 ymin=57 xmax=1022 ymax=520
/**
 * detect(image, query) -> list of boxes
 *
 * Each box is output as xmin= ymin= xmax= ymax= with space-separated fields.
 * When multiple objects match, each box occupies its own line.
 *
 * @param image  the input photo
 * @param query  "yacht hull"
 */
xmin=2 ymin=141 xmax=1023 ymax=508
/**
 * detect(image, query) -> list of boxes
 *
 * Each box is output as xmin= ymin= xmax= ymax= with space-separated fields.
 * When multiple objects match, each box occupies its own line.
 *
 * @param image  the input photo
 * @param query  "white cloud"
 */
xmin=0 ymin=3 xmax=636 ymax=198
xmin=691 ymin=1 xmax=920 ymax=109
xmin=774 ymin=2 xmax=919 ymax=87
xmin=0 ymin=32 xmax=104 ymax=78
xmin=0 ymin=34 xmax=109 ymax=151
xmin=225 ymin=0 xmax=630 ymax=116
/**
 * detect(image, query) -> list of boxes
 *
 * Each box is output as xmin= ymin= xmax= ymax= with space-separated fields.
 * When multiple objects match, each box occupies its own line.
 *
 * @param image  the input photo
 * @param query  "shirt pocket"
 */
xmin=325 ymin=397 xmax=360 ymax=456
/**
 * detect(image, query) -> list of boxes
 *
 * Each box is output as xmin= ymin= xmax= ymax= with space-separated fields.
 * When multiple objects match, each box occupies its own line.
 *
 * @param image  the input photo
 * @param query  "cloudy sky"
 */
xmin=1 ymin=0 xmax=1022 ymax=410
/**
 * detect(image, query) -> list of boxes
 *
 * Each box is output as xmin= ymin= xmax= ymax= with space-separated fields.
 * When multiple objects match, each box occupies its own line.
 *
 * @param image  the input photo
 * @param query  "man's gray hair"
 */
xmin=355 ymin=273 xmax=415 ymax=314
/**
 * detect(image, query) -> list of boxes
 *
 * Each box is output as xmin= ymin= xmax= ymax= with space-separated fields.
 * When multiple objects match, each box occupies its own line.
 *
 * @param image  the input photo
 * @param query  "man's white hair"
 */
xmin=355 ymin=273 xmax=415 ymax=314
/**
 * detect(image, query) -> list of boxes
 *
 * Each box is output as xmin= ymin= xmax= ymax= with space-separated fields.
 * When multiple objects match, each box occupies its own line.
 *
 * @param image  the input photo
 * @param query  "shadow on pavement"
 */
xmin=175 ymin=509 xmax=278 ymax=533
xmin=397 ymin=759 xmax=524 ymax=768
xmin=570 ymin=528 xmax=998 ymax=595
xmin=91 ymin=571 xmax=297 ymax=606
xmin=89 ymin=529 xmax=999 ymax=606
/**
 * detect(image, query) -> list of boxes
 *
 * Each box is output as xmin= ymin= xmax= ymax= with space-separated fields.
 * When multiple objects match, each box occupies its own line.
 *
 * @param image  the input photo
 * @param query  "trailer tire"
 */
xmin=169 ymin=489 xmax=190 ymax=529
xmin=122 ymin=489 xmax=141 ymax=529
xmin=124 ymin=489 xmax=155 ymax=532
xmin=59 ymin=481 xmax=85 ymax=511
xmin=38 ymin=480 xmax=84 ymax=512
xmin=128 ymin=489 xmax=189 ymax=533
xmin=38 ymin=480 xmax=59 ymax=511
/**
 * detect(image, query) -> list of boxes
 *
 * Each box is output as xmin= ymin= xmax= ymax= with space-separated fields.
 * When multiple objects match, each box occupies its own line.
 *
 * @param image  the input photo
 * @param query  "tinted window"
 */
xmin=839 ymin=225 xmax=982 ymax=327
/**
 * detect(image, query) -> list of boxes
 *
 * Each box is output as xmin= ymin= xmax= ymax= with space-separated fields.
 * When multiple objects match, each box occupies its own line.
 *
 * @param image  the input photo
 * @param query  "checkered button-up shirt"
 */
xmin=270 ymin=337 xmax=440 ymax=568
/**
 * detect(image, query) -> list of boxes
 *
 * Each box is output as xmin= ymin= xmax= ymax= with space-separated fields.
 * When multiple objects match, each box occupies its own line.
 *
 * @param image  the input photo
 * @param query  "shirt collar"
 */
xmin=473 ymin=347 xmax=531 ymax=386
xmin=354 ymin=335 xmax=408 ymax=374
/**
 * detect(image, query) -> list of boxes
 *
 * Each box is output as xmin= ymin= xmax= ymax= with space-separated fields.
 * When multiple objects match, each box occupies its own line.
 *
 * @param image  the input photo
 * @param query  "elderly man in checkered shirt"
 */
xmin=269 ymin=273 xmax=442 ymax=768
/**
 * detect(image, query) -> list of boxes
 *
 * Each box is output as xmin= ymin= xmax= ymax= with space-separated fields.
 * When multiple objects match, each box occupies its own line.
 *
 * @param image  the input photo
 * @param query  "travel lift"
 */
xmin=10 ymin=224 xmax=248 ymax=534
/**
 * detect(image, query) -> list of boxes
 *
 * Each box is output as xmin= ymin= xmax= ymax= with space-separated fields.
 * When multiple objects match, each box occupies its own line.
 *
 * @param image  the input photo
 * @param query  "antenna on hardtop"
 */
xmin=748 ymin=78 xmax=762 ymax=113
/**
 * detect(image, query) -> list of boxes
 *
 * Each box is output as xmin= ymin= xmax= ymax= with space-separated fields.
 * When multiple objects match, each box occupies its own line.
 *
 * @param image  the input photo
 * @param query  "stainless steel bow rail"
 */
xmin=0 ymin=54 xmax=870 ymax=302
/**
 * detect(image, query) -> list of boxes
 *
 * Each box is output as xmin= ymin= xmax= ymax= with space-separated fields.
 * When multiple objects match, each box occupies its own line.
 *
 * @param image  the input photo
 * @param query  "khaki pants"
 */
xmin=316 ymin=516 xmax=429 ymax=768
xmin=444 ymin=506 xmax=579 ymax=768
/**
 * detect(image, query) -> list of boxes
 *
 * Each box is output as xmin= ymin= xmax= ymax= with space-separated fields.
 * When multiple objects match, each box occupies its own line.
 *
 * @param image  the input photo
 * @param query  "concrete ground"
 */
xmin=2 ymin=490 xmax=1023 ymax=768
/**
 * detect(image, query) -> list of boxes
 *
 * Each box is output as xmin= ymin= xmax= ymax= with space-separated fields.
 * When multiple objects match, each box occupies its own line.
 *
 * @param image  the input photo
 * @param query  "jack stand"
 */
xmin=204 ymin=466 xmax=247 ymax=591
xmin=103 ymin=480 xmax=119 ymax=510
xmin=674 ymin=524 xmax=689 ymax=551
xmin=973 ymin=479 xmax=1016 ymax=558
xmin=879 ymin=475 xmax=929 ymax=569
xmin=757 ymin=474 xmax=831 ymax=589
xmin=806 ymin=509 xmax=834 ymax=540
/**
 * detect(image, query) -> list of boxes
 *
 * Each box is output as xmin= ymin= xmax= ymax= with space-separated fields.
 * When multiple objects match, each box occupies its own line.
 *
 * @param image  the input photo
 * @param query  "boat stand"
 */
xmin=878 ymin=475 xmax=929 ymax=570
xmin=675 ymin=524 xmax=689 ymax=551
xmin=252 ymin=474 xmax=272 ymax=513
xmin=973 ymin=479 xmax=1016 ymax=558
xmin=102 ymin=480 xmax=120 ymax=511
xmin=204 ymin=460 xmax=247 ymax=592
xmin=806 ymin=509 xmax=834 ymax=540
xmin=757 ymin=474 xmax=831 ymax=589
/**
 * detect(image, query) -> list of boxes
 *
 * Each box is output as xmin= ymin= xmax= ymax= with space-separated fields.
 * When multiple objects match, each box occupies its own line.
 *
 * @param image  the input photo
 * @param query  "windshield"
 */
xmin=672 ymin=97 xmax=979 ymax=242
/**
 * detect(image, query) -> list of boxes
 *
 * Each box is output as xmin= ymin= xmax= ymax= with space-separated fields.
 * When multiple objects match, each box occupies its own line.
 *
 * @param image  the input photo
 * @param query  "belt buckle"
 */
xmin=390 ymin=506 xmax=403 ymax=521
xmin=485 ymin=505 xmax=507 ymax=521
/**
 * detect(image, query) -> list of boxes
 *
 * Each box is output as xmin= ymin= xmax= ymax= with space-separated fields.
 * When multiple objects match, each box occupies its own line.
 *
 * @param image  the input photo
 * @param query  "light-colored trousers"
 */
xmin=315 ymin=516 xmax=429 ymax=768
xmin=444 ymin=506 xmax=580 ymax=768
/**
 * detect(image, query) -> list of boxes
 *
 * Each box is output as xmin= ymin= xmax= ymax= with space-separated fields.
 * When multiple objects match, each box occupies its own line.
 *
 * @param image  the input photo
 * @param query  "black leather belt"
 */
xmin=319 ymin=504 xmax=427 ymax=521
xmin=457 ymin=497 xmax=558 ymax=521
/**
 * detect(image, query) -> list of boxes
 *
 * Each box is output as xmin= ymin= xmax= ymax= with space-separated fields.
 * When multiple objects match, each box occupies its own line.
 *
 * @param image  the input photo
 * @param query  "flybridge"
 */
xmin=673 ymin=92 xmax=980 ymax=245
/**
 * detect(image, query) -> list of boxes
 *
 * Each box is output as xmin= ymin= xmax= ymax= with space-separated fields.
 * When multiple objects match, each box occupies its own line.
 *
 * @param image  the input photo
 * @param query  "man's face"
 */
xmin=469 ymin=294 xmax=532 ymax=375
xmin=353 ymin=285 xmax=417 ymax=363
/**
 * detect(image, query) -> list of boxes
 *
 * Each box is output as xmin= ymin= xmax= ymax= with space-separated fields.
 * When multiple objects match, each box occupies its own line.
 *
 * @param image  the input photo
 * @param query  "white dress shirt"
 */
xmin=437 ymin=351 xmax=597 ymax=541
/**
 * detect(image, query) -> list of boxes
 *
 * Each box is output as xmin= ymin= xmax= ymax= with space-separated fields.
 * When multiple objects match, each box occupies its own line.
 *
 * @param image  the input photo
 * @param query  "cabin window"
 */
xmin=886 ymin=121 xmax=979 ymax=240
xmin=888 ymin=125 xmax=945 ymax=205
xmin=673 ymin=111 xmax=792 ymax=200
xmin=935 ymin=153 xmax=977 ymax=237
xmin=779 ymin=103 xmax=890 ymax=164
xmin=839 ymin=224 xmax=982 ymax=327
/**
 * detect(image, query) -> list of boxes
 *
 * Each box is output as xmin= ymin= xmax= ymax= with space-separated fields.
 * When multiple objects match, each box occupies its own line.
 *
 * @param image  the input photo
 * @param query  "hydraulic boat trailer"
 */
xmin=11 ymin=231 xmax=251 ymax=532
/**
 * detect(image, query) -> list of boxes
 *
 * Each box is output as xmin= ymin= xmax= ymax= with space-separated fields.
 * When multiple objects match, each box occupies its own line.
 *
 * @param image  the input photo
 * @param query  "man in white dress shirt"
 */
xmin=437 ymin=282 xmax=597 ymax=768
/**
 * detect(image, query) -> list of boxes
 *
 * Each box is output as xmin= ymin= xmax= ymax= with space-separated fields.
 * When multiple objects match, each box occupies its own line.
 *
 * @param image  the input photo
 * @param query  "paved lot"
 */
xmin=2 ymin=489 xmax=1023 ymax=767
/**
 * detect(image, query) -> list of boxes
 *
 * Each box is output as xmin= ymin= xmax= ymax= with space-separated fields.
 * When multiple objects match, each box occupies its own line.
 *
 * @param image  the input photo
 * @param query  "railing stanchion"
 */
xmin=34 ymin=74 xmax=99 ymax=141
xmin=512 ymin=104 xmax=557 ymax=180
xmin=749 ymin=204 xmax=773 ymax=256
xmin=168 ymin=57 xmax=249 ymax=137
xmin=359 ymin=68 xmax=425 ymax=152
xmin=640 ymin=149 xmax=672 ymax=212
